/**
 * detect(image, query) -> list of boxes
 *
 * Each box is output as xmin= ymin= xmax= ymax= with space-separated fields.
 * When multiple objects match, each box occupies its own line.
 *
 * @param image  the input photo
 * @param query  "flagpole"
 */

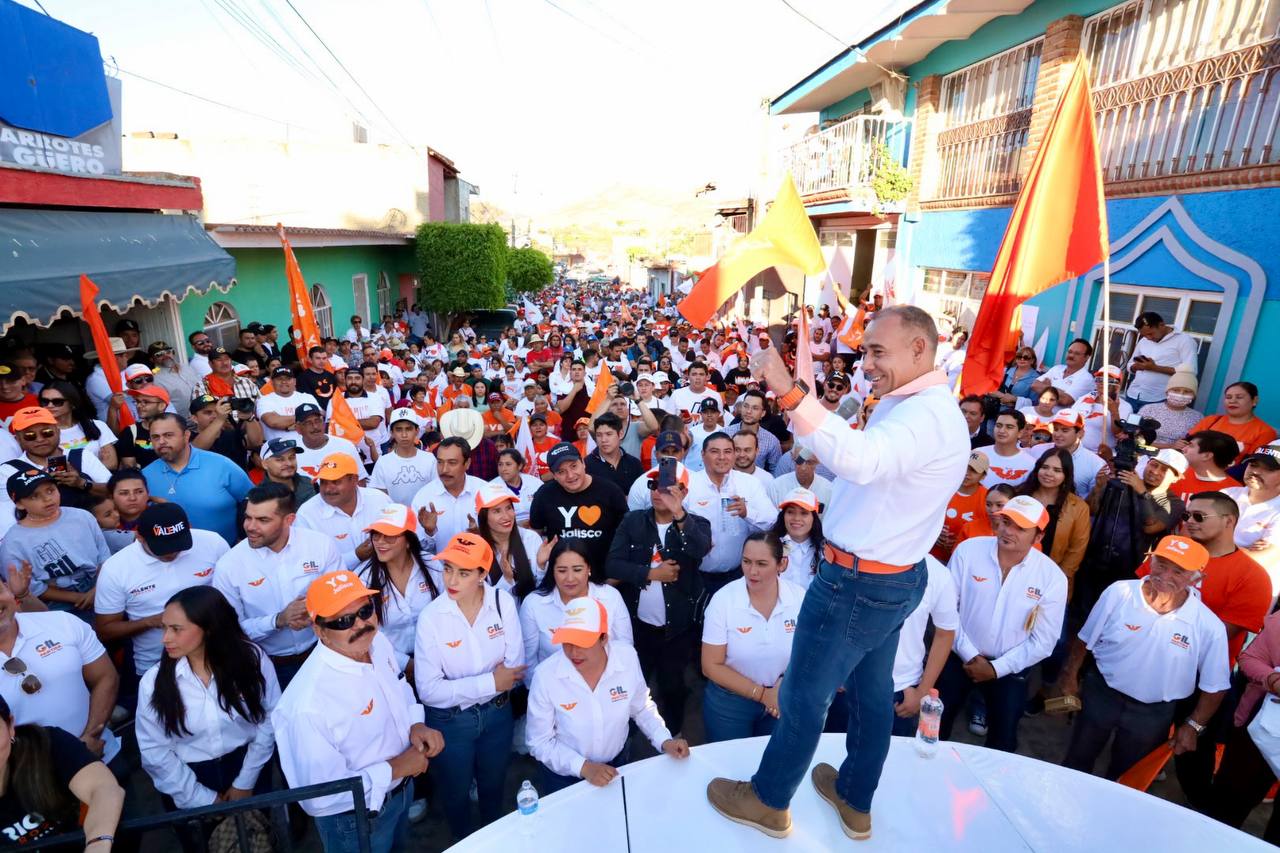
xmin=1102 ymin=255 xmax=1112 ymax=437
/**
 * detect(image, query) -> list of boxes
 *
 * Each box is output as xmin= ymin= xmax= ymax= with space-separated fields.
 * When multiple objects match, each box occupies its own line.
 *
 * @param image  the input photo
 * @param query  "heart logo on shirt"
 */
xmin=577 ymin=505 xmax=602 ymax=525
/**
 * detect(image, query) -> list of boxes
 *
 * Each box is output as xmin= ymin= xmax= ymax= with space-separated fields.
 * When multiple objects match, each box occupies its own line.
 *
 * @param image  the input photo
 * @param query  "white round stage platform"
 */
xmin=449 ymin=734 xmax=1267 ymax=851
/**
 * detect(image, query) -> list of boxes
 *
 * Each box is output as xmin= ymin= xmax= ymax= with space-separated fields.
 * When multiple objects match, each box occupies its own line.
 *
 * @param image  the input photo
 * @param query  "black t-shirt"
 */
xmin=115 ymin=422 xmax=158 ymax=468
xmin=296 ymin=368 xmax=336 ymax=405
xmin=528 ymin=476 xmax=628 ymax=582
xmin=231 ymin=347 xmax=258 ymax=365
xmin=724 ymin=366 xmax=752 ymax=388
xmin=0 ymin=726 xmax=94 ymax=849
xmin=585 ymin=450 xmax=643 ymax=495
xmin=760 ymin=413 xmax=790 ymax=447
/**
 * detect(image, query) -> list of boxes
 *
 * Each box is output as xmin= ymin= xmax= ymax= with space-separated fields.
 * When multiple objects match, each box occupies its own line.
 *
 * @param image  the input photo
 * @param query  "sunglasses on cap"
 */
xmin=20 ymin=428 xmax=57 ymax=441
xmin=3 ymin=658 xmax=42 ymax=695
xmin=128 ymin=375 xmax=155 ymax=385
xmin=1182 ymin=510 xmax=1221 ymax=523
xmin=316 ymin=601 xmax=376 ymax=631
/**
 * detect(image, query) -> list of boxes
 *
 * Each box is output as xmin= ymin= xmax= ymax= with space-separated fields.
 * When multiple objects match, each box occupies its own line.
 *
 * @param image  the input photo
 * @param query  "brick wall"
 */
xmin=906 ymin=75 xmax=942 ymax=214
xmin=1021 ymin=16 xmax=1084 ymax=184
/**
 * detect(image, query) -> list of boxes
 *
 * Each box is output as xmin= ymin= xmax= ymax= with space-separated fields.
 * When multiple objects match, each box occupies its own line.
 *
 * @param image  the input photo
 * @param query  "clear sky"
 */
xmin=19 ymin=0 xmax=903 ymax=214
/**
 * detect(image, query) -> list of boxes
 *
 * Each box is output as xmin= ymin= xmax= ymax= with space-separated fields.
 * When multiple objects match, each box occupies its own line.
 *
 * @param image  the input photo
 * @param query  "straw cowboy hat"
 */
xmin=439 ymin=407 xmax=486 ymax=450
xmin=84 ymin=336 xmax=140 ymax=360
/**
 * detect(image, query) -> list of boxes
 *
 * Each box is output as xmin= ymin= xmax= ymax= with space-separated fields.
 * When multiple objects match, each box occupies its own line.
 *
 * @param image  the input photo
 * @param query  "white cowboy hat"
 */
xmin=84 ymin=336 xmax=140 ymax=360
xmin=439 ymin=407 xmax=486 ymax=450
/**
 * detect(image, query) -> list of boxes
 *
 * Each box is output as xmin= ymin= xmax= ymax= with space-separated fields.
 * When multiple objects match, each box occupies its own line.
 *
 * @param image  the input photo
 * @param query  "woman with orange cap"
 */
xmin=519 ymin=540 xmax=633 ymax=669
xmin=413 ymin=531 xmax=525 ymax=840
xmin=526 ymin=596 xmax=689 ymax=794
xmin=357 ymin=504 xmax=439 ymax=670
xmin=473 ymin=481 xmax=548 ymax=600
xmin=769 ymin=487 xmax=825 ymax=592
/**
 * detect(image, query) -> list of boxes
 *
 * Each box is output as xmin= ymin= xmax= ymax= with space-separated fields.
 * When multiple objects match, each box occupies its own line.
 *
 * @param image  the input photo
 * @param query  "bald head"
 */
xmin=861 ymin=305 xmax=940 ymax=395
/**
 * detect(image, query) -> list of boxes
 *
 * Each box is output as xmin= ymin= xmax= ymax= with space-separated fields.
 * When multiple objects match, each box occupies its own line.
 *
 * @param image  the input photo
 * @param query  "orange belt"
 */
xmin=823 ymin=542 xmax=912 ymax=575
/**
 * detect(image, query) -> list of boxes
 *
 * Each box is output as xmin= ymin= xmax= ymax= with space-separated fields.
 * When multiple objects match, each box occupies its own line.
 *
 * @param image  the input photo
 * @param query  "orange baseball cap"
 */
xmin=997 ymin=495 xmax=1050 ymax=530
xmin=1052 ymin=411 xmax=1084 ymax=430
xmin=10 ymin=406 xmax=56 ymax=433
xmin=551 ymin=597 xmax=609 ymax=647
xmin=130 ymin=384 xmax=171 ymax=405
xmin=432 ymin=531 xmax=494 ymax=570
xmin=778 ymin=486 xmax=819 ymax=513
xmin=363 ymin=503 xmax=417 ymax=537
xmin=1152 ymin=535 xmax=1209 ymax=572
xmin=475 ymin=481 xmax=519 ymax=512
xmin=306 ymin=570 xmax=377 ymax=619
xmin=316 ymin=452 xmax=360 ymax=480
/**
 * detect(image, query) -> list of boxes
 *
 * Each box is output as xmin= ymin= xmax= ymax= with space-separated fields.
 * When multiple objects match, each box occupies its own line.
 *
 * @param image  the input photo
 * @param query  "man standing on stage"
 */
xmin=707 ymin=306 xmax=969 ymax=840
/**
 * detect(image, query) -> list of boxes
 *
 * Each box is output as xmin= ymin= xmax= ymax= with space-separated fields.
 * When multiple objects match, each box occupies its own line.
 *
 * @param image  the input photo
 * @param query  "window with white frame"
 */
xmin=310 ymin=284 xmax=333 ymax=337
xmin=1087 ymin=284 xmax=1222 ymax=380
xmin=202 ymin=302 xmax=240 ymax=350
xmin=917 ymin=268 xmax=990 ymax=333
xmin=940 ymin=38 xmax=1043 ymax=127
xmin=376 ymin=272 xmax=392 ymax=322
xmin=352 ymin=274 xmax=370 ymax=325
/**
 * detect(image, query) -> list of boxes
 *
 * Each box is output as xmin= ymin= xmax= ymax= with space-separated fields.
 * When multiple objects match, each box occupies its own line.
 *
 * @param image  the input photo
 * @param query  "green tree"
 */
xmin=507 ymin=246 xmax=554 ymax=294
xmin=414 ymin=223 xmax=508 ymax=316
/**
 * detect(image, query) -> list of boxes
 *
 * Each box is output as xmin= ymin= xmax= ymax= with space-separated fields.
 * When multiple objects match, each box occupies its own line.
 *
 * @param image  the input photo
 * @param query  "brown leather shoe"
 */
xmin=811 ymin=763 xmax=871 ymax=840
xmin=706 ymin=777 xmax=792 ymax=838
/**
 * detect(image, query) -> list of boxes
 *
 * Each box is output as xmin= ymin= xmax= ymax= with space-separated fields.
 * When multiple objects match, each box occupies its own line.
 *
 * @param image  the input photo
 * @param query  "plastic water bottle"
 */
xmin=516 ymin=779 xmax=539 ymax=839
xmin=915 ymin=689 xmax=943 ymax=758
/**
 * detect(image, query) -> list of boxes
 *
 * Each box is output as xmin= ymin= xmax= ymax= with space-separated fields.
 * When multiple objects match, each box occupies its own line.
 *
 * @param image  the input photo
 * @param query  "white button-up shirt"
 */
xmin=893 ymin=555 xmax=960 ymax=691
xmin=781 ymin=536 xmax=818 ymax=591
xmin=212 ymin=527 xmax=344 ymax=656
xmin=1071 ymin=394 xmax=1133 ymax=452
xmin=136 ymin=649 xmax=280 ymax=808
xmin=519 ymin=583 xmax=633 ymax=669
xmin=948 ymin=536 xmax=1067 ymax=678
xmin=789 ymin=371 xmax=970 ymax=566
xmin=1039 ymin=363 xmax=1095 ymax=404
xmin=358 ymin=561 xmax=441 ymax=664
xmin=414 ymin=584 xmax=523 ymax=710
xmin=410 ymin=475 xmax=487 ymax=549
xmin=701 ymin=577 xmax=804 ymax=687
xmin=275 ymin=632 xmax=424 ymax=816
xmin=294 ymin=487 xmax=392 ymax=570
xmin=686 ymin=469 xmax=776 ymax=574
xmin=1127 ymin=331 xmax=1200 ymax=402
xmin=1079 ymin=579 xmax=1230 ymax=703
xmin=94 ymin=530 xmax=228 ymax=671
xmin=526 ymin=642 xmax=671 ymax=778
xmin=1224 ymin=486 xmax=1280 ymax=595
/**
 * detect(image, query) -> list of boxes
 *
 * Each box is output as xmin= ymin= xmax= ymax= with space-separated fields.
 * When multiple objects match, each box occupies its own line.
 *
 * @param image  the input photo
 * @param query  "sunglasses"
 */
xmin=1016 ymin=355 xmax=1034 ymax=361
xmin=20 ymin=428 xmax=57 ymax=441
xmin=39 ymin=397 xmax=68 ymax=407
xmin=316 ymin=601 xmax=376 ymax=631
xmin=2 ymin=658 xmax=42 ymax=695
xmin=1182 ymin=510 xmax=1221 ymax=523
xmin=1031 ymin=433 xmax=1054 ymax=442
xmin=128 ymin=376 xmax=155 ymax=385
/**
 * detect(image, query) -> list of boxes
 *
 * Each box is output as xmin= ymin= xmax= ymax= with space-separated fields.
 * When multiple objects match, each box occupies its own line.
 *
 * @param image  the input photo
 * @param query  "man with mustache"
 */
xmin=275 ymin=569 xmax=443 ymax=853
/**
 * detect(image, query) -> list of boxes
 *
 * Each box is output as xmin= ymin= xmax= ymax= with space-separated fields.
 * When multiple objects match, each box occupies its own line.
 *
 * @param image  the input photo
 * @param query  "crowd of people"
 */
xmin=0 ymin=285 xmax=1276 ymax=851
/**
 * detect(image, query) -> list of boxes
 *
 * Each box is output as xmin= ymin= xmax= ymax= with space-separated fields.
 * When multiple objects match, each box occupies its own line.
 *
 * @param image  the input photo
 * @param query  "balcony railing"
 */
xmin=782 ymin=115 xmax=912 ymax=204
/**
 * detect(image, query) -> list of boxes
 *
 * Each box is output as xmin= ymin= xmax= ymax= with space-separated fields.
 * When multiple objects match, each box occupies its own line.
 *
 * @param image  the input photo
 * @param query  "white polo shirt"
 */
xmin=701 ymin=576 xmax=804 ymax=687
xmin=1127 ymin=331 xmax=1200 ymax=402
xmin=1071 ymin=394 xmax=1134 ymax=452
xmin=669 ymin=386 xmax=721 ymax=416
xmin=410 ymin=475 xmax=487 ymax=549
xmin=275 ymin=632 xmax=424 ymax=816
xmin=295 ymin=435 xmax=363 ymax=482
xmin=519 ymin=583 xmax=633 ymax=669
xmin=414 ymin=584 xmax=524 ymax=710
xmin=1027 ymin=441 xmax=1107 ymax=498
xmin=978 ymin=447 xmax=1035 ymax=489
xmin=294 ymin=487 xmax=393 ymax=570
xmin=1079 ymin=578 xmax=1229 ymax=703
xmin=686 ymin=469 xmax=777 ymax=574
xmin=256 ymin=391 xmax=320 ymax=443
xmin=893 ymin=555 xmax=960 ymax=691
xmin=0 ymin=611 xmax=119 ymax=762
xmin=948 ymin=536 xmax=1068 ymax=678
xmin=357 ymin=561 xmax=441 ymax=664
xmin=1039 ymin=363 xmax=1095 ymax=404
xmin=370 ymin=449 xmax=439 ymax=506
xmin=212 ymin=527 xmax=344 ymax=657
xmin=94 ymin=530 xmax=229 ymax=671
xmin=526 ymin=642 xmax=672 ymax=778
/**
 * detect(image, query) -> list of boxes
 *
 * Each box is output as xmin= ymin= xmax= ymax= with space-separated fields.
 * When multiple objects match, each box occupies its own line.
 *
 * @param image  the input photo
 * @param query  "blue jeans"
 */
xmin=936 ymin=654 xmax=1030 ymax=752
xmin=751 ymin=555 xmax=925 ymax=813
xmin=426 ymin=698 xmax=514 ymax=839
xmin=703 ymin=681 xmax=778 ymax=743
xmin=313 ymin=779 xmax=409 ymax=853
xmin=890 ymin=690 xmax=920 ymax=738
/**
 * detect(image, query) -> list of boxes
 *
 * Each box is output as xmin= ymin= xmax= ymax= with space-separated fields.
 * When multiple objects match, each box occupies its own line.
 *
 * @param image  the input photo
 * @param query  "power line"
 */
xmin=282 ymin=0 xmax=417 ymax=147
xmin=775 ymin=0 xmax=906 ymax=80
xmin=540 ymin=0 xmax=642 ymax=55
xmin=115 ymin=66 xmax=327 ymax=134
xmin=573 ymin=0 xmax=657 ymax=50
xmin=30 ymin=0 xmax=52 ymax=15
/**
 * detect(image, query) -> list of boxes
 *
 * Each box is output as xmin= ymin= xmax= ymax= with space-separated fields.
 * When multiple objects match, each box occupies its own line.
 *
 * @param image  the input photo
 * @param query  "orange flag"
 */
xmin=585 ymin=363 xmax=615 ymax=414
xmin=619 ymin=301 xmax=635 ymax=325
xmin=279 ymin=224 xmax=324 ymax=367
xmin=78 ymin=275 xmax=135 ymax=428
xmin=328 ymin=389 xmax=366 ymax=444
xmin=837 ymin=306 xmax=866 ymax=351
xmin=678 ymin=174 xmax=824 ymax=328
xmin=961 ymin=57 xmax=1108 ymax=396
xmin=1116 ymin=740 xmax=1174 ymax=792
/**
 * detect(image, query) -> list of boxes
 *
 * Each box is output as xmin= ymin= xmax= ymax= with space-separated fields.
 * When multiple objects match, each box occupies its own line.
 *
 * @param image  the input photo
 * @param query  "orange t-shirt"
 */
xmin=483 ymin=409 xmax=514 ymax=435
xmin=931 ymin=486 xmax=987 ymax=563
xmin=639 ymin=434 xmax=657 ymax=469
xmin=1138 ymin=547 xmax=1270 ymax=665
xmin=1170 ymin=468 xmax=1242 ymax=504
xmin=531 ymin=437 xmax=558 ymax=476
xmin=442 ymin=383 xmax=475 ymax=405
xmin=956 ymin=515 xmax=994 ymax=547
xmin=1189 ymin=414 xmax=1278 ymax=463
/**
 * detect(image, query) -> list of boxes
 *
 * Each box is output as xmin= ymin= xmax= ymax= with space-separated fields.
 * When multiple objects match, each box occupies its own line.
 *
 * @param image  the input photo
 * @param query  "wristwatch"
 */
xmin=1183 ymin=718 xmax=1205 ymax=734
xmin=777 ymin=380 xmax=810 ymax=412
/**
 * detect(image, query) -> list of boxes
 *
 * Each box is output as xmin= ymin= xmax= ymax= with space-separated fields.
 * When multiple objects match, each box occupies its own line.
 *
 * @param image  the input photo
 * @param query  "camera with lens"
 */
xmin=1112 ymin=413 xmax=1161 ymax=473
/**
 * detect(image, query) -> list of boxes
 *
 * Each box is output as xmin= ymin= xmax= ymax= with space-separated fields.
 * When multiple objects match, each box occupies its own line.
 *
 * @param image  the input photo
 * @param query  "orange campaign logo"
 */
xmin=360 ymin=699 xmax=374 ymax=716
xmin=991 ymin=467 xmax=1029 ymax=481
xmin=577 ymin=505 xmax=602 ymax=525
xmin=736 ymin=627 xmax=752 ymax=634
xmin=193 ymin=568 xmax=213 ymax=577
xmin=565 ymin=606 xmax=587 ymax=616
xmin=559 ymin=702 xmax=578 ymax=711
xmin=971 ymin=576 xmax=989 ymax=583
xmin=445 ymin=640 xmax=462 ymax=648
xmin=248 ymin=578 xmax=266 ymax=587
xmin=1125 ymin=624 xmax=1143 ymax=631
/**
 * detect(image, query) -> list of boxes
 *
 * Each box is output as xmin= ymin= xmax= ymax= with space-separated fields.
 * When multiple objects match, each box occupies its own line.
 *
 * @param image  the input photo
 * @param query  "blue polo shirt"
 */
xmin=143 ymin=447 xmax=253 ymax=545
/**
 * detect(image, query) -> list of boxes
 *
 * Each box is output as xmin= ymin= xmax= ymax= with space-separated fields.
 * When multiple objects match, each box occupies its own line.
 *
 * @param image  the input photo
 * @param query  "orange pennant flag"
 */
xmin=279 ymin=224 xmax=325 ymax=370
xmin=78 ymin=275 xmax=135 ymax=428
xmin=961 ymin=57 xmax=1108 ymax=396
xmin=1116 ymin=740 xmax=1174 ymax=792
xmin=328 ymin=388 xmax=366 ymax=444
xmin=678 ymin=174 xmax=825 ymax=328
xmin=837 ymin=306 xmax=866 ymax=351
xmin=619 ymin=301 xmax=635 ymax=325
xmin=585 ymin=363 xmax=615 ymax=414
